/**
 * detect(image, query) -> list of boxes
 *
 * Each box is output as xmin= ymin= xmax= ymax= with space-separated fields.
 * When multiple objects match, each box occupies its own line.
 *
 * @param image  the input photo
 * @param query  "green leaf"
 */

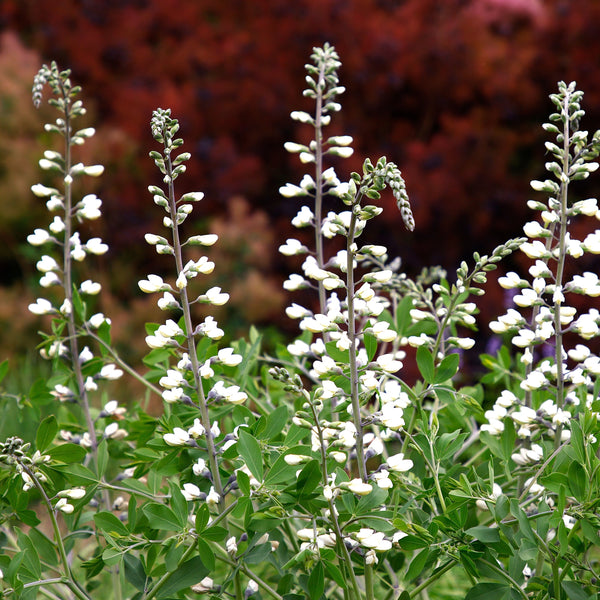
xmin=195 ymin=503 xmax=210 ymax=533
xmin=169 ymin=481 xmax=188 ymax=528
xmin=296 ymin=460 xmax=321 ymax=497
xmin=416 ymin=346 xmax=435 ymax=384
xmin=156 ymin=556 xmax=208 ymax=598
xmin=96 ymin=439 xmax=108 ymax=478
xmin=395 ymin=296 xmax=414 ymax=336
xmin=260 ymin=405 xmax=289 ymax=441
xmin=237 ymin=428 xmax=263 ymax=483
xmin=237 ymin=468 xmax=251 ymax=496
xmin=465 ymin=583 xmax=510 ymax=600
xmin=0 ymin=359 xmax=9 ymax=384
xmin=364 ymin=333 xmax=378 ymax=362
xmin=124 ymin=554 xmax=147 ymax=591
xmin=142 ymin=502 xmax=182 ymax=531
xmin=48 ymin=443 xmax=87 ymax=463
xmin=466 ymin=526 xmax=501 ymax=544
xmin=434 ymin=352 xmax=460 ymax=383
xmin=567 ymin=461 xmax=587 ymax=501
xmin=94 ymin=511 xmax=129 ymax=537
xmin=405 ymin=548 xmax=429 ymax=581
xmin=509 ymin=499 xmax=535 ymax=542
xmin=324 ymin=561 xmax=346 ymax=589
xmin=561 ymin=581 xmax=590 ymax=600
xmin=36 ymin=415 xmax=57 ymax=453
xmin=307 ymin=561 xmax=324 ymax=599
xmin=197 ymin=537 xmax=215 ymax=572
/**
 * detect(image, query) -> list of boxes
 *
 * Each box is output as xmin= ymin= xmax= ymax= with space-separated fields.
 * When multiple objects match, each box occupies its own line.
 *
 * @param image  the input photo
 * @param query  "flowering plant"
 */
xmin=0 ymin=48 xmax=599 ymax=600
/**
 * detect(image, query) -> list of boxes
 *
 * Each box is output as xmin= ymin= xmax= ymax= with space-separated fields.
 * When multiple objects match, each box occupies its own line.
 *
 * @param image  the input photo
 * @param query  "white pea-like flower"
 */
xmin=31 ymin=183 xmax=60 ymax=197
xmin=279 ymin=183 xmax=305 ymax=198
xmin=291 ymin=205 xmax=314 ymax=227
xmin=204 ymin=287 xmax=229 ymax=306
xmin=163 ymin=427 xmax=190 ymax=446
xmin=36 ymin=255 xmax=59 ymax=273
xmin=88 ymin=312 xmax=110 ymax=328
xmin=80 ymin=279 xmax=101 ymax=295
xmin=40 ymin=272 xmax=60 ymax=287
xmin=217 ymin=347 xmax=243 ymax=367
xmin=162 ymin=388 xmax=184 ymax=403
xmin=55 ymin=498 xmax=74 ymax=514
xmin=279 ymin=238 xmax=307 ymax=256
xmin=347 ymin=479 xmax=373 ymax=496
xmin=206 ymin=486 xmax=220 ymax=507
xmin=188 ymin=418 xmax=206 ymax=438
xmin=27 ymin=228 xmax=51 ymax=246
xmin=181 ymin=483 xmax=202 ymax=501
xmin=376 ymin=354 xmax=403 ymax=373
xmin=139 ymin=274 xmax=166 ymax=293
xmin=386 ymin=453 xmax=413 ymax=472
xmin=99 ymin=364 xmax=123 ymax=380
xmin=85 ymin=238 xmax=108 ymax=255
xmin=77 ymin=194 xmax=102 ymax=220
xmin=28 ymin=298 xmax=55 ymax=315
xmin=520 ymin=240 xmax=549 ymax=259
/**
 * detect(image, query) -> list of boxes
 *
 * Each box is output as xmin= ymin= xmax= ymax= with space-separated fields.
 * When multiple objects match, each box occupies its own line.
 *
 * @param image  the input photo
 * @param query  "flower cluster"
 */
xmin=483 ymin=82 xmax=600 ymax=461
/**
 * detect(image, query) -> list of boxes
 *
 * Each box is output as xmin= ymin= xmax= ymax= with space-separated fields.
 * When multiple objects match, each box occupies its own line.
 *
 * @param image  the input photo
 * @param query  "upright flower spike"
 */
xmin=142 ymin=107 xmax=248 ymax=513
xmin=483 ymin=81 xmax=600 ymax=454
xmin=30 ymin=62 xmax=117 ymax=455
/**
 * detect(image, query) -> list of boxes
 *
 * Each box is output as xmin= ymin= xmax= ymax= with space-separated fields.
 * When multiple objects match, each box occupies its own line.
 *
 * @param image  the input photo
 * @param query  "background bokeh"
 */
xmin=1 ymin=0 xmax=600 ymax=376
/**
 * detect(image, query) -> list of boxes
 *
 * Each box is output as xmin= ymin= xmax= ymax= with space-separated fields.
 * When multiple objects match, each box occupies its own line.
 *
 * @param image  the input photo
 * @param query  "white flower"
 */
xmin=83 ymin=164 xmax=104 ymax=177
xmin=85 ymin=238 xmax=108 ymax=255
xmin=226 ymin=536 xmax=238 ymax=555
xmin=217 ymin=347 xmax=243 ymax=366
xmin=347 ymin=479 xmax=373 ymax=496
xmin=162 ymin=388 xmax=184 ymax=403
xmin=286 ymin=303 xmax=312 ymax=320
xmin=36 ymin=255 xmax=59 ymax=273
xmin=387 ymin=453 xmax=413 ymax=472
xmin=206 ymin=486 xmax=220 ymax=507
xmin=520 ymin=240 xmax=548 ymax=259
xmin=279 ymin=238 xmax=307 ymax=256
xmin=77 ymin=194 xmax=102 ymax=219
xmin=79 ymin=279 xmax=101 ymax=295
xmin=376 ymin=354 xmax=403 ymax=373
xmin=31 ymin=183 xmax=60 ymax=197
xmin=283 ymin=274 xmax=308 ymax=291
xmin=181 ymin=482 xmax=202 ymax=501
xmin=27 ymin=228 xmax=51 ymax=246
xmin=88 ymin=312 xmax=110 ymax=328
xmin=28 ymin=298 xmax=55 ymax=315
xmin=139 ymin=274 xmax=166 ymax=293
xmin=39 ymin=275 xmax=60 ymax=295
xmin=562 ymin=514 xmax=576 ymax=530
xmin=163 ymin=427 xmax=190 ymax=446
xmin=193 ymin=458 xmax=207 ymax=476
xmin=99 ymin=364 xmax=123 ymax=380
xmin=55 ymin=498 xmax=74 ymax=514
xmin=78 ymin=346 xmax=94 ymax=363
xmin=204 ymin=287 xmax=229 ymax=306
xmin=61 ymin=487 xmax=86 ymax=500
xmin=523 ymin=221 xmax=546 ymax=238
xmin=199 ymin=317 xmax=224 ymax=340
xmin=187 ymin=234 xmax=218 ymax=246
xmin=511 ymin=406 xmax=537 ymax=425
xmin=373 ymin=470 xmax=393 ymax=490
xmin=188 ymin=418 xmax=206 ymax=438
xmin=355 ymin=528 xmax=392 ymax=551
xmin=291 ymin=205 xmax=314 ymax=227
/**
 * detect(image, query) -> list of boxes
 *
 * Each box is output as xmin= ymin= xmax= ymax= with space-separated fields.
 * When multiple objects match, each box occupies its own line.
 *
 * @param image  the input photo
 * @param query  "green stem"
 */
xmin=346 ymin=208 xmax=367 ymax=482
xmin=409 ymin=560 xmax=455 ymax=598
xmin=22 ymin=464 xmax=92 ymax=600
xmin=164 ymin=153 xmax=225 ymax=511
xmin=365 ymin=562 xmax=375 ymax=600
xmin=141 ymin=540 xmax=196 ymax=600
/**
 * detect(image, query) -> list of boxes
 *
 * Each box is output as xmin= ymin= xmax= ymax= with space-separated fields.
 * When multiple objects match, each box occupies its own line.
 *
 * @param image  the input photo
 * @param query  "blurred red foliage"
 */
xmin=2 ymin=0 xmax=600 ymax=343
